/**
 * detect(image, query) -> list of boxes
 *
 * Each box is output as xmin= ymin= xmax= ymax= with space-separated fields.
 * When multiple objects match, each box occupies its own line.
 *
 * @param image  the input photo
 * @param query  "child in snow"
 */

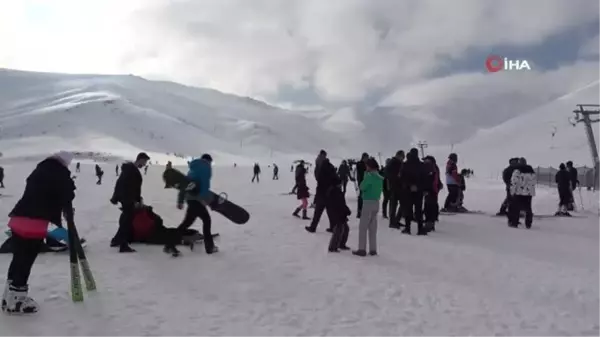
xmin=328 ymin=177 xmax=351 ymax=252
xmin=353 ymin=158 xmax=383 ymax=257
xmin=2 ymin=151 xmax=75 ymax=315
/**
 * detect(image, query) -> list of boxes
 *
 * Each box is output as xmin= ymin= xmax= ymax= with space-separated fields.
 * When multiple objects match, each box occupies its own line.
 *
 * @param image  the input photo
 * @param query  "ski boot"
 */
xmin=164 ymin=245 xmax=181 ymax=257
xmin=3 ymin=284 xmax=38 ymax=315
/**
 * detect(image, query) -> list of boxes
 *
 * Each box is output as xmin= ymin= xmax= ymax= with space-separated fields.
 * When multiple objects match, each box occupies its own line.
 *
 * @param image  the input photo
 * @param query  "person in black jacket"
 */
xmin=327 ymin=177 xmax=351 ymax=252
xmin=305 ymin=158 xmax=337 ymax=233
xmin=95 ymin=164 xmax=104 ymax=185
xmin=497 ymin=158 xmax=519 ymax=216
xmin=555 ymin=163 xmax=572 ymax=216
xmin=337 ymin=160 xmax=351 ymax=195
xmin=0 ymin=166 xmax=4 ymax=188
xmin=381 ymin=159 xmax=391 ymax=219
xmin=422 ymin=156 xmax=442 ymax=232
xmin=566 ymin=161 xmax=578 ymax=210
xmin=399 ymin=148 xmax=426 ymax=235
xmin=251 ymin=163 xmax=261 ymax=183
xmin=355 ymin=152 xmax=369 ymax=218
xmin=385 ymin=150 xmax=404 ymax=228
xmin=292 ymin=161 xmax=310 ymax=219
xmin=110 ymin=152 xmax=150 ymax=252
xmin=2 ymin=151 xmax=75 ymax=314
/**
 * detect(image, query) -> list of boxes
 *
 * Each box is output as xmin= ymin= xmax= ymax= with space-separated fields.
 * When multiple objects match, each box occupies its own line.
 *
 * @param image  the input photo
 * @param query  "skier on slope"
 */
xmin=76 ymin=162 xmax=81 ymax=173
xmin=115 ymin=164 xmax=119 ymax=176
xmin=95 ymin=164 xmax=104 ymax=185
xmin=2 ymin=151 xmax=75 ymax=315
xmin=566 ymin=161 xmax=579 ymax=210
xmin=292 ymin=160 xmax=310 ymax=220
xmin=165 ymin=154 xmax=218 ymax=256
xmin=442 ymin=153 xmax=462 ymax=212
xmin=399 ymin=148 xmax=427 ymax=236
xmin=355 ymin=153 xmax=369 ymax=218
xmin=508 ymin=157 xmax=536 ymax=228
xmin=110 ymin=152 xmax=150 ymax=253
xmin=422 ymin=155 xmax=443 ymax=232
xmin=385 ymin=150 xmax=405 ymax=228
xmin=337 ymin=160 xmax=351 ymax=195
xmin=555 ymin=163 xmax=572 ymax=216
xmin=305 ymin=157 xmax=337 ymax=233
xmin=252 ymin=163 xmax=261 ymax=183
xmin=497 ymin=158 xmax=519 ymax=216
xmin=272 ymin=164 xmax=279 ymax=180
xmin=0 ymin=166 xmax=4 ymax=188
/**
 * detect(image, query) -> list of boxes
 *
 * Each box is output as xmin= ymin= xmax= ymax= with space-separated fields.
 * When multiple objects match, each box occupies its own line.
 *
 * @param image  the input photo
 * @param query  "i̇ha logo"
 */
xmin=485 ymin=55 xmax=531 ymax=72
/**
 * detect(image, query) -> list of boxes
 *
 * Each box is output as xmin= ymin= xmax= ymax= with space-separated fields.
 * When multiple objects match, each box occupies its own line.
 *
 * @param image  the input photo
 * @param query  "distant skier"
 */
xmin=380 ymin=159 xmax=390 ymax=219
xmin=385 ymin=150 xmax=404 ymax=228
xmin=166 ymin=154 xmax=218 ymax=256
xmin=442 ymin=153 xmax=461 ymax=212
xmin=110 ymin=152 xmax=150 ymax=253
xmin=355 ymin=153 xmax=369 ymax=218
xmin=0 ymin=166 xmax=4 ymax=188
xmin=555 ymin=163 xmax=572 ymax=216
xmin=353 ymin=158 xmax=383 ymax=256
xmin=497 ymin=158 xmax=519 ymax=216
xmin=2 ymin=151 xmax=75 ymax=314
xmin=252 ymin=163 xmax=261 ymax=183
xmin=115 ymin=164 xmax=119 ymax=176
xmin=272 ymin=164 xmax=279 ymax=180
xmin=95 ymin=164 xmax=104 ymax=185
xmin=337 ymin=160 xmax=351 ymax=194
xmin=76 ymin=162 xmax=81 ymax=173
xmin=292 ymin=160 xmax=310 ymax=220
xmin=399 ymin=149 xmax=426 ymax=235
xmin=566 ymin=161 xmax=578 ymax=210
xmin=166 ymin=161 xmax=172 ymax=170
xmin=508 ymin=157 xmax=535 ymax=228
xmin=327 ymin=177 xmax=351 ymax=253
xmin=290 ymin=165 xmax=294 ymax=172
xmin=144 ymin=165 xmax=148 ymax=175
xmin=422 ymin=156 xmax=442 ymax=232
xmin=456 ymin=169 xmax=469 ymax=212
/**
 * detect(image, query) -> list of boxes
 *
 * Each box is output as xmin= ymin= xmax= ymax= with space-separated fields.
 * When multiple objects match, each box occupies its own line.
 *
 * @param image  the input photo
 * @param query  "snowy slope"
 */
xmin=0 ymin=163 xmax=597 ymax=335
xmin=0 ymin=69 xmax=358 ymax=165
xmin=451 ymin=81 xmax=600 ymax=172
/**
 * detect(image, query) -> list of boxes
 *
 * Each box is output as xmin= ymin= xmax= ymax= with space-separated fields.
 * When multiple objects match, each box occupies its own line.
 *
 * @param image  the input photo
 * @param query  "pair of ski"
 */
xmin=65 ymin=208 xmax=96 ymax=302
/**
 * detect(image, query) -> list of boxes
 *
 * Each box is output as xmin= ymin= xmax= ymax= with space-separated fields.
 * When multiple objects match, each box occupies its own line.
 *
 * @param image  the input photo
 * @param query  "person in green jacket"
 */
xmin=353 ymin=158 xmax=384 ymax=257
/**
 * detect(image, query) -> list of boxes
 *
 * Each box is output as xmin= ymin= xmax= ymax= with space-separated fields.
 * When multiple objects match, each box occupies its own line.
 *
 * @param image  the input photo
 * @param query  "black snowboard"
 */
xmin=163 ymin=168 xmax=250 ymax=225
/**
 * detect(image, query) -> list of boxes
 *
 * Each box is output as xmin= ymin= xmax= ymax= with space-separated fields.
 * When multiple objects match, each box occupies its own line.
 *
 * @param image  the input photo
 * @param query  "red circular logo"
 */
xmin=485 ymin=55 xmax=503 ymax=72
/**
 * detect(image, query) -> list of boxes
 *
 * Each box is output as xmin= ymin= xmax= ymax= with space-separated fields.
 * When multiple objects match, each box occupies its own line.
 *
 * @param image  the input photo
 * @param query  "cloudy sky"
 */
xmin=0 ymin=0 xmax=598 ymax=142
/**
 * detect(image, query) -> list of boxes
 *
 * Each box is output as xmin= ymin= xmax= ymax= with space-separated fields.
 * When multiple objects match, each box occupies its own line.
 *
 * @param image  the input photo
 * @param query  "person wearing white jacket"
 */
xmin=509 ymin=158 xmax=536 ymax=229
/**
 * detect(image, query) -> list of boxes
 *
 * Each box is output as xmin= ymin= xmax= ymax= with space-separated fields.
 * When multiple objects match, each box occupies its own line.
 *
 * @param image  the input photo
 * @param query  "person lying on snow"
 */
xmin=1 ymin=225 xmax=86 ymax=254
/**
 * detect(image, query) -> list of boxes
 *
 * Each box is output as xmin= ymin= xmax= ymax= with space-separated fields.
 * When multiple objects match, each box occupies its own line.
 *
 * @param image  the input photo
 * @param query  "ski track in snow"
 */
xmin=0 ymin=163 xmax=598 ymax=336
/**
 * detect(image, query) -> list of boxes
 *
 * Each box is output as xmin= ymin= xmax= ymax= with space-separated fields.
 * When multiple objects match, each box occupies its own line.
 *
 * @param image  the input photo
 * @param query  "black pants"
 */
xmin=444 ymin=185 xmax=460 ymax=209
xmin=558 ymin=188 xmax=571 ymax=209
xmin=329 ymin=221 xmax=349 ymax=250
xmin=499 ymin=188 xmax=511 ymax=214
xmin=96 ymin=175 xmax=103 ymax=185
xmin=382 ymin=189 xmax=390 ymax=217
xmin=252 ymin=173 xmax=260 ymax=183
xmin=177 ymin=200 xmax=214 ymax=253
xmin=509 ymin=195 xmax=532 ymax=226
xmin=113 ymin=203 xmax=135 ymax=246
xmin=423 ymin=192 xmax=439 ymax=223
xmin=341 ymin=179 xmax=348 ymax=194
xmin=273 ymin=173 xmax=278 ymax=180
xmin=403 ymin=191 xmax=424 ymax=232
xmin=388 ymin=191 xmax=402 ymax=227
xmin=357 ymin=192 xmax=363 ymax=217
xmin=7 ymin=234 xmax=43 ymax=287
xmin=0 ymin=177 xmax=4 ymax=188
xmin=308 ymin=195 xmax=334 ymax=231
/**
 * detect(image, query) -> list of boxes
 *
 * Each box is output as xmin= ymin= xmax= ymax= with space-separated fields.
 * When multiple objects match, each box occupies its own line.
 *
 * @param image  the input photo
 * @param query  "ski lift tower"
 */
xmin=571 ymin=104 xmax=600 ymax=190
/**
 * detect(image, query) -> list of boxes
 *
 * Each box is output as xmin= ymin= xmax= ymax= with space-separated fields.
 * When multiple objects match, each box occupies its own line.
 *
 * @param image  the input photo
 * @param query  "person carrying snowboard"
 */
xmin=2 ymin=151 xmax=75 ymax=315
xmin=110 ymin=152 xmax=150 ymax=253
xmin=497 ymin=158 xmax=519 ymax=216
xmin=252 ymin=163 xmax=261 ymax=183
xmin=95 ymin=164 xmax=104 ymax=185
xmin=555 ymin=163 xmax=572 ymax=216
xmin=292 ymin=161 xmax=310 ymax=220
xmin=337 ymin=160 xmax=351 ymax=195
xmin=508 ymin=157 xmax=536 ymax=228
xmin=328 ymin=177 xmax=351 ymax=253
xmin=165 ymin=154 xmax=218 ymax=256
xmin=353 ymin=158 xmax=383 ymax=256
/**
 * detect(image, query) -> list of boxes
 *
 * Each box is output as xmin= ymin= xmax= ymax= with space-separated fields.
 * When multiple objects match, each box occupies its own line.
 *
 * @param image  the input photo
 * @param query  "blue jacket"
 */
xmin=177 ymin=158 xmax=212 ymax=204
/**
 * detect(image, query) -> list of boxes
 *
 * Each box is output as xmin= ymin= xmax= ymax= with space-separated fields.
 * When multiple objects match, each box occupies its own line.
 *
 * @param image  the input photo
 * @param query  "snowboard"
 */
xmin=162 ymin=168 xmax=250 ymax=225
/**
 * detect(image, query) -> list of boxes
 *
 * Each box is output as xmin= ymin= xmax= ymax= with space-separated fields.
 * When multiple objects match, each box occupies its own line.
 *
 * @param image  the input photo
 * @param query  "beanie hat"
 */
xmin=201 ymin=153 xmax=213 ymax=162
